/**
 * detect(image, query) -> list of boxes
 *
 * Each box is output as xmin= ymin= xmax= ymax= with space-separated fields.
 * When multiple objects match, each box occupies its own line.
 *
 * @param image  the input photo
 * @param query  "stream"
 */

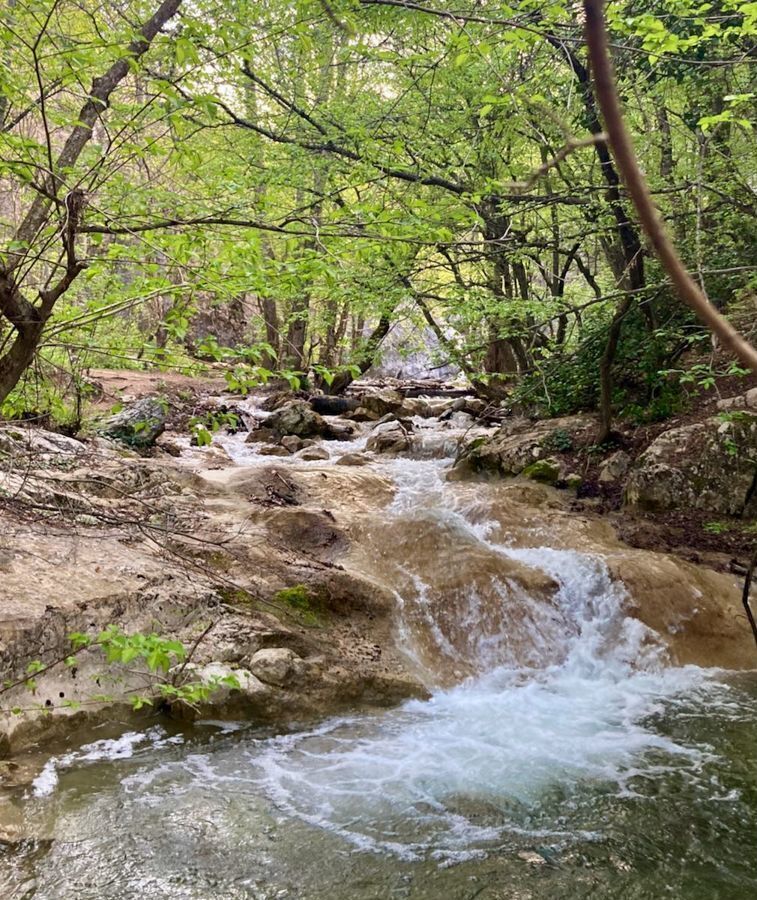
xmin=2 ymin=403 xmax=757 ymax=898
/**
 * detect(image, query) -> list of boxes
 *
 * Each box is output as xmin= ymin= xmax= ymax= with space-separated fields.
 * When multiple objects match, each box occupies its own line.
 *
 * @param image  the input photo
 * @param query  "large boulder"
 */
xmin=451 ymin=415 xmax=595 ymax=478
xmin=99 ymin=398 xmax=166 ymax=448
xmin=265 ymin=400 xmax=329 ymax=439
xmin=625 ymin=413 xmax=757 ymax=515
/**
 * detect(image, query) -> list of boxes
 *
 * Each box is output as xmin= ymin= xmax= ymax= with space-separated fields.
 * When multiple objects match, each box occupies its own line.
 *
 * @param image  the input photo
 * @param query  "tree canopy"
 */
xmin=1 ymin=0 xmax=756 ymax=429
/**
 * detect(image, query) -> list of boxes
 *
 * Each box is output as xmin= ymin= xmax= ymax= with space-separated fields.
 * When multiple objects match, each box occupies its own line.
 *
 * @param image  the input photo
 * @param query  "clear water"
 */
xmin=2 ymin=408 xmax=756 ymax=898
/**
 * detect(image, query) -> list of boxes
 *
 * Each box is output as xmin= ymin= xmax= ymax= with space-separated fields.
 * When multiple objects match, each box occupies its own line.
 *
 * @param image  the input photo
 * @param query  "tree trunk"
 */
xmin=597 ymin=295 xmax=634 ymax=444
xmin=326 ymin=311 xmax=395 ymax=394
xmin=0 ymin=0 xmax=183 ymax=402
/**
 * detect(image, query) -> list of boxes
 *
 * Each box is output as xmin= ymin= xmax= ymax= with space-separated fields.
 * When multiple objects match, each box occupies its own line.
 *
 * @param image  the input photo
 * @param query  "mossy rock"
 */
xmin=522 ymin=458 xmax=560 ymax=484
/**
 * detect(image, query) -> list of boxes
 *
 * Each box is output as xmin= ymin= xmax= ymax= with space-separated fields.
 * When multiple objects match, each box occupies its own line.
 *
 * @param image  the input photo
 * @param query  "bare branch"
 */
xmin=583 ymin=0 xmax=757 ymax=375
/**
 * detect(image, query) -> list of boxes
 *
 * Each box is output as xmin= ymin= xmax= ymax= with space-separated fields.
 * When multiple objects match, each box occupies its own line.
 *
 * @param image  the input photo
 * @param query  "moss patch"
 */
xmin=522 ymin=458 xmax=560 ymax=483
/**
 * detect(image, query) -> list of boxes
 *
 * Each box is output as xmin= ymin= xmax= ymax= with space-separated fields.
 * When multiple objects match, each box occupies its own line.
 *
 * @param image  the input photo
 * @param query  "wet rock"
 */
xmin=266 ymin=400 xmax=330 ymax=439
xmin=336 ymin=452 xmax=370 ymax=466
xmin=298 ymin=446 xmax=329 ymax=461
xmin=438 ymin=397 xmax=468 ymax=420
xmin=309 ymin=396 xmax=359 ymax=416
xmin=624 ymin=414 xmax=757 ymax=515
xmin=399 ymin=397 xmax=432 ymax=418
xmin=463 ymin=398 xmax=487 ymax=417
xmin=281 ymin=435 xmax=304 ymax=453
xmin=327 ymin=423 xmax=356 ymax=441
xmin=258 ymin=444 xmax=290 ymax=457
xmin=522 ymin=457 xmax=561 ymax=484
xmin=99 ymin=398 xmax=167 ymax=448
xmin=266 ymin=508 xmax=347 ymax=560
xmin=607 ymin=554 xmax=754 ymax=669
xmin=249 ymin=648 xmax=303 ymax=686
xmin=424 ymin=398 xmax=457 ymax=417
xmin=452 ymin=415 xmax=595 ymax=479
xmin=347 ymin=406 xmax=380 ymax=422
xmin=360 ymin=389 xmax=404 ymax=418
xmin=366 ymin=420 xmax=415 ymax=454
xmin=245 ymin=426 xmax=276 ymax=444
xmin=598 ymin=450 xmax=632 ymax=484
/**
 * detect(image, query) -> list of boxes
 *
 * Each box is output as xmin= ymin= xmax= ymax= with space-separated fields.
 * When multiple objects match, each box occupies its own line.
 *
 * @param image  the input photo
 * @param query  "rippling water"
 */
xmin=2 ymin=407 xmax=756 ymax=898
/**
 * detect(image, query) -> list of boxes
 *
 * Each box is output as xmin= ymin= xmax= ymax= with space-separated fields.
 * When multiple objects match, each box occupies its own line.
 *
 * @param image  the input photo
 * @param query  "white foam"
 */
xmin=223 ymin=440 xmax=729 ymax=860
xmin=31 ymin=727 xmax=183 ymax=798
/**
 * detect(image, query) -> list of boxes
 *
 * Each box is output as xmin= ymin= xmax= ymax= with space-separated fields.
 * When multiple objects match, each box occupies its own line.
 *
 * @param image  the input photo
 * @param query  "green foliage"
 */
xmin=275 ymin=584 xmax=313 ymax=612
xmin=4 ymin=626 xmax=240 ymax=716
xmin=0 ymin=0 xmax=755 ymax=430
xmin=542 ymin=429 xmax=574 ymax=453
xmin=189 ymin=409 xmax=240 ymax=446
xmin=97 ymin=625 xmax=186 ymax=673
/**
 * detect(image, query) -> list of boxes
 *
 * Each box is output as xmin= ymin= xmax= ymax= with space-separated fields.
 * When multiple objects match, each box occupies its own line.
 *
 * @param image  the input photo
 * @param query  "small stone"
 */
xmin=336 ymin=453 xmax=370 ymax=466
xmin=249 ymin=648 xmax=302 ymax=686
xmin=564 ymin=473 xmax=583 ymax=490
xmin=245 ymin=427 xmax=276 ymax=444
xmin=257 ymin=444 xmax=290 ymax=456
xmin=298 ymin=446 xmax=329 ymax=461
xmin=517 ymin=851 xmax=547 ymax=866
xmin=281 ymin=435 xmax=304 ymax=453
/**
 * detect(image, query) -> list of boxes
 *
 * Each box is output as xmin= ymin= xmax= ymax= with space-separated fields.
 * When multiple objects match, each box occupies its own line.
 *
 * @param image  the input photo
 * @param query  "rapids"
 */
xmin=2 ymin=400 xmax=756 ymax=898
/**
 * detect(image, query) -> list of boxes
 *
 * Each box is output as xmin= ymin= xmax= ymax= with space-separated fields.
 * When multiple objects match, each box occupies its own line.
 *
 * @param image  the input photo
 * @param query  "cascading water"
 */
xmin=215 ymin=450 xmax=721 ymax=862
xmin=3 ymin=401 xmax=757 ymax=899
